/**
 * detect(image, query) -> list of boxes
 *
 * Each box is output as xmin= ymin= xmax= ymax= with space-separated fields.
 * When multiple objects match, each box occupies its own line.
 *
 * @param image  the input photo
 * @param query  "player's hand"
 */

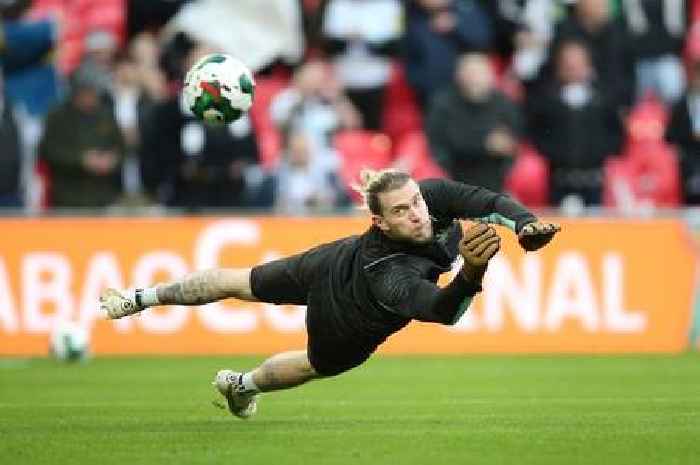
xmin=518 ymin=221 xmax=561 ymax=251
xmin=459 ymin=221 xmax=501 ymax=269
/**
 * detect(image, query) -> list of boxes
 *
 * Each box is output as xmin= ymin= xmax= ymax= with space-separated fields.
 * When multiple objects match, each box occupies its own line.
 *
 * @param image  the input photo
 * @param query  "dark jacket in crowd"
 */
xmin=526 ymin=82 xmax=623 ymax=204
xmin=550 ymin=16 xmax=636 ymax=109
xmin=403 ymin=0 xmax=493 ymax=105
xmin=39 ymin=99 xmax=125 ymax=208
xmin=0 ymin=95 xmax=21 ymax=197
xmin=140 ymin=96 xmax=259 ymax=209
xmin=426 ymin=86 xmax=522 ymax=192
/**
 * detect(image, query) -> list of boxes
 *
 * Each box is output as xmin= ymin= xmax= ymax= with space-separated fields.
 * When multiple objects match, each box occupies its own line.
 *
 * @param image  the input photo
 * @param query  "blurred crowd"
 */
xmin=2 ymin=0 xmax=700 ymax=214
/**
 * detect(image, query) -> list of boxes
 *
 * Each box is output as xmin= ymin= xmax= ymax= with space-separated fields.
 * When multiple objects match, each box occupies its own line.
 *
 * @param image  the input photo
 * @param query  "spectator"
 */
xmin=319 ymin=0 xmax=403 ymax=130
xmin=39 ymin=63 xmax=125 ymax=208
xmin=510 ymin=0 xmax=564 ymax=84
xmin=140 ymin=43 xmax=261 ymax=209
xmin=129 ymin=32 xmax=168 ymax=102
xmin=527 ymin=39 xmax=623 ymax=206
xmin=111 ymin=48 xmax=165 ymax=199
xmin=0 ymin=78 xmax=22 ymax=208
xmin=549 ymin=0 xmax=636 ymax=111
xmin=1 ymin=2 xmax=62 ymax=210
xmin=268 ymin=129 xmax=349 ymax=214
xmin=158 ymin=31 xmax=198 ymax=92
xmin=666 ymin=56 xmax=700 ymax=203
xmin=621 ymin=0 xmax=688 ymax=105
xmin=0 ymin=1 xmax=61 ymax=117
xmin=426 ymin=52 xmax=522 ymax=192
xmin=81 ymin=29 xmax=119 ymax=98
xmin=270 ymin=59 xmax=361 ymax=154
xmin=112 ymin=48 xmax=165 ymax=149
xmin=404 ymin=0 xmax=493 ymax=107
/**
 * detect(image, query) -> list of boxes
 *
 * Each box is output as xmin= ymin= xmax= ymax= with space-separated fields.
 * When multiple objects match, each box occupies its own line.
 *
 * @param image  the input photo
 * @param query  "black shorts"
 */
xmin=250 ymin=240 xmax=373 ymax=376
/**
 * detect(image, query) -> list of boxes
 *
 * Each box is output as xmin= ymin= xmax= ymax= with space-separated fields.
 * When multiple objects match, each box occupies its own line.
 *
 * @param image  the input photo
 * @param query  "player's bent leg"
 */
xmin=100 ymin=268 xmax=258 ymax=319
xmin=213 ymin=350 xmax=320 ymax=419
xmin=252 ymin=350 xmax=320 ymax=391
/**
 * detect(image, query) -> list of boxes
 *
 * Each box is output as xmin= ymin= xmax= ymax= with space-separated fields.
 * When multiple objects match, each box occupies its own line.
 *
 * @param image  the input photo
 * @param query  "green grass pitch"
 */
xmin=1 ymin=354 xmax=699 ymax=465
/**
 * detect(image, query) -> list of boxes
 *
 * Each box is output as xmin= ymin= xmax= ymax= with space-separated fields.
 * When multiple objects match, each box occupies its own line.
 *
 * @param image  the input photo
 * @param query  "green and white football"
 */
xmin=49 ymin=322 xmax=90 ymax=362
xmin=183 ymin=53 xmax=255 ymax=124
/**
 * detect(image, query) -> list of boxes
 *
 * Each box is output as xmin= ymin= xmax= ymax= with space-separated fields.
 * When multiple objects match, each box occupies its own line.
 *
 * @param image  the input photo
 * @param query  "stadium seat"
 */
xmin=334 ymin=130 xmax=394 ymax=201
xmin=686 ymin=20 xmax=700 ymax=63
xmin=504 ymin=144 xmax=550 ymax=208
xmin=393 ymin=130 xmax=447 ymax=180
xmin=381 ymin=61 xmax=423 ymax=144
xmin=695 ymin=0 xmax=700 ymax=20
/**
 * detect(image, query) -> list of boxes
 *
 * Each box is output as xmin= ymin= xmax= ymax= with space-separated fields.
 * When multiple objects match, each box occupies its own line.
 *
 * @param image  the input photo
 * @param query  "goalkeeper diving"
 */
xmin=101 ymin=169 xmax=560 ymax=418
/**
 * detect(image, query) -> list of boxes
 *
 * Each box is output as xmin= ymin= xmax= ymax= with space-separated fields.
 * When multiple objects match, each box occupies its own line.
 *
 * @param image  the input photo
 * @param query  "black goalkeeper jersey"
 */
xmin=296 ymin=179 xmax=537 ymax=361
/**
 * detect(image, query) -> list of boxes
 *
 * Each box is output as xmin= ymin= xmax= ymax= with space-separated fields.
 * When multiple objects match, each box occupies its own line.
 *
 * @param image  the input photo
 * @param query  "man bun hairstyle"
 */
xmin=353 ymin=168 xmax=411 ymax=215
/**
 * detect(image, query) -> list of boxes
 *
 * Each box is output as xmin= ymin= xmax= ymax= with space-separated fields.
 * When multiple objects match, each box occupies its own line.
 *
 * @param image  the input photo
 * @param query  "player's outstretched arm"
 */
xmin=101 ymin=268 xmax=257 ymax=319
xmin=420 ymin=179 xmax=561 ymax=252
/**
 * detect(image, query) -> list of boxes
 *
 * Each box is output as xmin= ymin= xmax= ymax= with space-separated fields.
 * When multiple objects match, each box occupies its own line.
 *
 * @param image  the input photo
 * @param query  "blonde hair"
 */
xmin=353 ymin=168 xmax=411 ymax=215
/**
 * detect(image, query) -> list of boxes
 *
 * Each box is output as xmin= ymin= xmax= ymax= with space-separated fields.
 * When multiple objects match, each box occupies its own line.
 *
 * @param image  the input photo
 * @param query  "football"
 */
xmin=183 ymin=53 xmax=255 ymax=124
xmin=49 ymin=321 xmax=91 ymax=362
